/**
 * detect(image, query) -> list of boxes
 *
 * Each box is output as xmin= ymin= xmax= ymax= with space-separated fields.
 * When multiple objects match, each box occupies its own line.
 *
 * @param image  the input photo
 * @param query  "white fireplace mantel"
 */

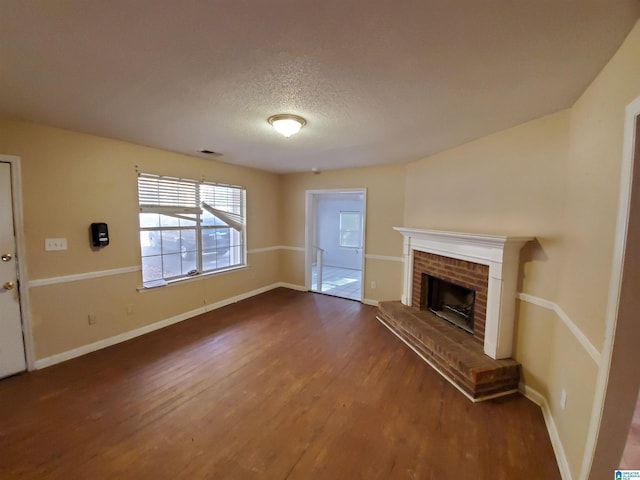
xmin=394 ymin=227 xmax=533 ymax=360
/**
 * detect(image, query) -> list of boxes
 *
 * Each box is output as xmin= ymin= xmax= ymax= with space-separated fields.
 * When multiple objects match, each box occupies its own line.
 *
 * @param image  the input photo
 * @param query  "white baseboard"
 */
xmin=362 ymin=298 xmax=379 ymax=306
xmin=519 ymin=383 xmax=572 ymax=480
xmin=277 ymin=282 xmax=307 ymax=291
xmin=34 ymin=282 xmax=300 ymax=369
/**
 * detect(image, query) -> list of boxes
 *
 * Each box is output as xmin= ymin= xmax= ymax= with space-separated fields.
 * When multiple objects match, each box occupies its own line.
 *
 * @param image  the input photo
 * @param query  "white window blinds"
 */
xmin=200 ymin=183 xmax=244 ymax=232
xmin=137 ymin=174 xmax=245 ymax=222
xmin=138 ymin=174 xmax=200 ymax=214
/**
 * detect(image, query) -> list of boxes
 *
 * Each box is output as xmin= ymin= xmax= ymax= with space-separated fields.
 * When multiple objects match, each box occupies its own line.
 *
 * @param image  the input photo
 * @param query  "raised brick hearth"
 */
xmin=377 ymin=301 xmax=521 ymax=400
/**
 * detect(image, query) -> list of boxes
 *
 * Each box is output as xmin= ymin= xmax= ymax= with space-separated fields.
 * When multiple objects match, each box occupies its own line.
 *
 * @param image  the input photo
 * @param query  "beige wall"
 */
xmin=590 ymin=118 xmax=640 ymax=478
xmin=278 ymin=165 xmax=405 ymax=301
xmin=0 ymin=119 xmax=281 ymax=359
xmin=405 ymin=109 xmax=570 ymax=301
xmin=403 ymin=20 xmax=640 ymax=478
xmin=558 ymin=20 xmax=640 ymax=347
xmin=569 ymin=23 xmax=640 ymax=479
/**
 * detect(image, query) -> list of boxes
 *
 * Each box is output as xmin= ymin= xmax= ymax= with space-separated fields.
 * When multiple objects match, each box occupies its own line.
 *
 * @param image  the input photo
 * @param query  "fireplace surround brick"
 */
xmin=411 ymin=250 xmax=489 ymax=342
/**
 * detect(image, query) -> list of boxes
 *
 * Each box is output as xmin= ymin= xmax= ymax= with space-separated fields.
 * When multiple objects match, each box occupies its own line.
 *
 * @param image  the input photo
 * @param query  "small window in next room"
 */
xmin=137 ymin=173 xmax=246 ymax=287
xmin=339 ymin=211 xmax=362 ymax=248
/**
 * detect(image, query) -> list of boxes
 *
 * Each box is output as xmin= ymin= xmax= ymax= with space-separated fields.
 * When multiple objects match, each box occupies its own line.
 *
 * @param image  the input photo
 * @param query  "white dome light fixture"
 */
xmin=268 ymin=114 xmax=306 ymax=137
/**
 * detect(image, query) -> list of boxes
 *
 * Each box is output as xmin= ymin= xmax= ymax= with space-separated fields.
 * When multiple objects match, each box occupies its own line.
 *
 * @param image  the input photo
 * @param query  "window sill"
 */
xmin=137 ymin=264 xmax=249 ymax=292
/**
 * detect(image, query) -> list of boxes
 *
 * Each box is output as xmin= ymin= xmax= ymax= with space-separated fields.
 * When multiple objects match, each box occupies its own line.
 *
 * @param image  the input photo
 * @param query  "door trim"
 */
xmin=304 ymin=188 xmax=367 ymax=301
xmin=0 ymin=154 xmax=35 ymax=371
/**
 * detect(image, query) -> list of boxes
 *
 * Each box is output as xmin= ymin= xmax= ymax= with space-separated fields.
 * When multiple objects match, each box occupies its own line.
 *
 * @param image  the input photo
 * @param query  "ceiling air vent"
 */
xmin=199 ymin=149 xmax=223 ymax=156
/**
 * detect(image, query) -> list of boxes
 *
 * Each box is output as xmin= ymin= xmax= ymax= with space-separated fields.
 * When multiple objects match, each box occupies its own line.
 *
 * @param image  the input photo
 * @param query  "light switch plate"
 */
xmin=45 ymin=238 xmax=67 ymax=251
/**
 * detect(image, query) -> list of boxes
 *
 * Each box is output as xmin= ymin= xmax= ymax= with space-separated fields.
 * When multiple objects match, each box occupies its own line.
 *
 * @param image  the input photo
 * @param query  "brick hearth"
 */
xmin=376 ymin=301 xmax=521 ymax=400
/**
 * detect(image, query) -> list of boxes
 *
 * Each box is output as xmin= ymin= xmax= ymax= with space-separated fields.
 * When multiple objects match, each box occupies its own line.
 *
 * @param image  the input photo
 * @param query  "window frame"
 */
xmin=339 ymin=210 xmax=363 ymax=249
xmin=137 ymin=173 xmax=247 ymax=287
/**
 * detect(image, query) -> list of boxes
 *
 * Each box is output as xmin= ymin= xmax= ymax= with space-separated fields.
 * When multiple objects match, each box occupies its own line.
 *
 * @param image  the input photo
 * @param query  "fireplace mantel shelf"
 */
xmin=393 ymin=228 xmax=534 ymax=267
xmin=393 ymin=228 xmax=533 ymax=249
xmin=394 ymin=227 xmax=534 ymax=360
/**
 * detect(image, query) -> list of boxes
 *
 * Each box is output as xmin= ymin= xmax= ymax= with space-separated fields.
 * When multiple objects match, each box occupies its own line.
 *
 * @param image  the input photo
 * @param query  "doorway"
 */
xmin=0 ymin=157 xmax=29 ymax=378
xmin=305 ymin=189 xmax=366 ymax=301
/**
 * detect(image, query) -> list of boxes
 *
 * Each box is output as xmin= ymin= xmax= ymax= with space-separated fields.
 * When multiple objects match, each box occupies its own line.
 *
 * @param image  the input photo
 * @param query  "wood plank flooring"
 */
xmin=621 ymin=391 xmax=640 ymax=469
xmin=0 ymin=288 xmax=560 ymax=479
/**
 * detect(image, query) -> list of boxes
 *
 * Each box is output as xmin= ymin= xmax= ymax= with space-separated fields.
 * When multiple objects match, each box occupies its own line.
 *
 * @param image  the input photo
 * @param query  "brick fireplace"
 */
xmin=412 ymin=251 xmax=489 ymax=342
xmin=376 ymin=228 xmax=533 ymax=400
xmin=395 ymin=228 xmax=533 ymax=360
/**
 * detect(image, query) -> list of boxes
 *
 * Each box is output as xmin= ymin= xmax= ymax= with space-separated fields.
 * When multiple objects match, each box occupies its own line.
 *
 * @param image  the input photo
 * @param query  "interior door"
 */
xmin=0 ymin=162 xmax=26 ymax=378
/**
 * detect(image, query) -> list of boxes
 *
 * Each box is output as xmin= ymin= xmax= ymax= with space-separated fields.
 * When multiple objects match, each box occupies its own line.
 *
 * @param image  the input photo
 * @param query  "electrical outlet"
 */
xmin=560 ymin=388 xmax=567 ymax=410
xmin=88 ymin=314 xmax=97 ymax=325
xmin=45 ymin=238 xmax=67 ymax=251
xmin=371 ymin=280 xmax=377 ymax=289
xmin=125 ymin=304 xmax=134 ymax=315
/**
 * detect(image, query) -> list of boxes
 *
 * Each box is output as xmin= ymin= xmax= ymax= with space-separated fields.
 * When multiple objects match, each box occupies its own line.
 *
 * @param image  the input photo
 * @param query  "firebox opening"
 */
xmin=422 ymin=274 xmax=475 ymax=334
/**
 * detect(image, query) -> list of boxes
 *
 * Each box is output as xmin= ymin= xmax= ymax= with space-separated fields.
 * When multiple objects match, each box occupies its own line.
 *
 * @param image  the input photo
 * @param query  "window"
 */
xmin=339 ymin=211 xmax=362 ymax=248
xmin=137 ymin=173 xmax=246 ymax=286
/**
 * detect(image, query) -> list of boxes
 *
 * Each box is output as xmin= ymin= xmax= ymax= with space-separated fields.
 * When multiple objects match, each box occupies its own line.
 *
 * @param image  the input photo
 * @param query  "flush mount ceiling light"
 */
xmin=268 ymin=114 xmax=306 ymax=137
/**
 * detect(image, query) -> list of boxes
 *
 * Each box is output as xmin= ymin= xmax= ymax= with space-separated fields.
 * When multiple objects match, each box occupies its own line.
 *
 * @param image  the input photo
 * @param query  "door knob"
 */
xmin=1 ymin=254 xmax=11 ymax=262
xmin=3 ymin=281 xmax=14 ymax=290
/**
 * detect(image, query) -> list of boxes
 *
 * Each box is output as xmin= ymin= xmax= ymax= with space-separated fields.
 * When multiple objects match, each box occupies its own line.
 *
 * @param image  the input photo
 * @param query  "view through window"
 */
xmin=137 ymin=173 xmax=246 ymax=286
xmin=339 ymin=211 xmax=362 ymax=248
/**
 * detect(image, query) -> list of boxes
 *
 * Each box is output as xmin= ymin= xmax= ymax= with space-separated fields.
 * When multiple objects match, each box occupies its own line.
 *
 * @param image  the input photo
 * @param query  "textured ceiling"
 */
xmin=0 ymin=1 xmax=639 ymax=173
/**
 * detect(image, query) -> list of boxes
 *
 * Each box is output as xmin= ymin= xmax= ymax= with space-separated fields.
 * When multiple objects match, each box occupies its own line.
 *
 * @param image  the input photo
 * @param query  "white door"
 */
xmin=0 ymin=162 xmax=26 ymax=378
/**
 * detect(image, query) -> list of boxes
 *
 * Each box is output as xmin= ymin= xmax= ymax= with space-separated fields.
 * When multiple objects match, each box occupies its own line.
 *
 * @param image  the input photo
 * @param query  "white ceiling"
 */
xmin=1 ymin=1 xmax=638 ymax=173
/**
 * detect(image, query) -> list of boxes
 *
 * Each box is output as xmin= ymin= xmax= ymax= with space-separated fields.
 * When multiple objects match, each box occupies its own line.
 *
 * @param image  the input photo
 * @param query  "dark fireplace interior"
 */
xmin=422 ymin=274 xmax=475 ymax=334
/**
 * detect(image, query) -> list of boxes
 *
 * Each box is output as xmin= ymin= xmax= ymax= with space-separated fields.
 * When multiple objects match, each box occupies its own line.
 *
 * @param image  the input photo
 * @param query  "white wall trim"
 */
xmin=277 ymin=282 xmax=307 ymax=291
xmin=34 ymin=282 xmax=306 ymax=369
xmin=280 ymin=282 xmax=378 ymax=303
xmin=517 ymin=292 xmax=601 ymax=365
xmin=520 ymin=383 xmax=572 ymax=480
xmin=28 ymin=246 xmax=298 ymax=288
xmin=364 ymin=254 xmax=403 ymax=262
xmin=247 ymin=246 xmax=280 ymax=254
xmin=279 ymin=245 xmax=305 ymax=252
xmin=27 ymin=247 xmax=402 ymax=289
xmin=249 ymin=246 xmax=400 ymax=258
xmin=28 ymin=265 xmax=142 ymax=288
xmin=248 ymin=245 xmax=304 ymax=254
xmin=34 ymin=304 xmax=208 ymax=369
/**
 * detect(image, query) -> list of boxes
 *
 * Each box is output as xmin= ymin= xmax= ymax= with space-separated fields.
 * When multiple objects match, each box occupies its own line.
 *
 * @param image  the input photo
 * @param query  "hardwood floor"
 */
xmin=0 ymin=288 xmax=560 ymax=479
xmin=620 ymin=391 xmax=640 ymax=469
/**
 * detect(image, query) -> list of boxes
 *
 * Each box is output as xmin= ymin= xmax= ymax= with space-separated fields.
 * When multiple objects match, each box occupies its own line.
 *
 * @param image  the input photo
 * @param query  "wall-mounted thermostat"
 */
xmin=90 ymin=223 xmax=109 ymax=247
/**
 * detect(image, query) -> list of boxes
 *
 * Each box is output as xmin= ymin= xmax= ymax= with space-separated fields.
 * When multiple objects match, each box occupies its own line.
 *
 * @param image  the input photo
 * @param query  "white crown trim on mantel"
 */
xmin=394 ymin=227 xmax=534 ymax=360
